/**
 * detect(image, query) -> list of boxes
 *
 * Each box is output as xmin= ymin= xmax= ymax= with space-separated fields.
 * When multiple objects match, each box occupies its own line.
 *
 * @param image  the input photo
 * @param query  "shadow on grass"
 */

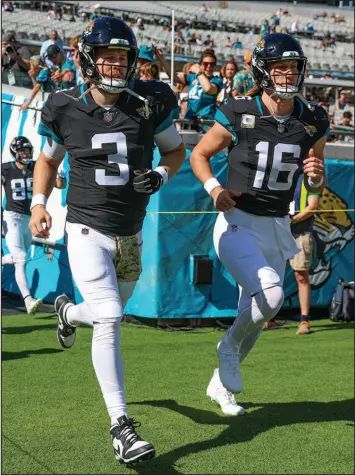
xmin=312 ymin=322 xmax=354 ymax=332
xmin=2 ymin=323 xmax=58 ymax=335
xmin=2 ymin=348 xmax=63 ymax=361
xmin=2 ymin=434 xmax=56 ymax=474
xmin=128 ymin=398 xmax=354 ymax=475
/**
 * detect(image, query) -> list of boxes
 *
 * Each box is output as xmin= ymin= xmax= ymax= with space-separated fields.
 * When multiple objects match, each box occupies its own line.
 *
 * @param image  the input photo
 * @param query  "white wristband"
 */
xmin=154 ymin=166 xmax=169 ymax=185
xmin=204 ymin=177 xmax=222 ymax=195
xmin=30 ymin=194 xmax=48 ymax=211
xmin=308 ymin=175 xmax=324 ymax=188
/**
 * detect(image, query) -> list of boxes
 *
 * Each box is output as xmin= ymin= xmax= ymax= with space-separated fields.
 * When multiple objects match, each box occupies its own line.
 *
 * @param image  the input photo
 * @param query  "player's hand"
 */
xmin=211 ymin=187 xmax=242 ymax=212
xmin=133 ymin=169 xmax=164 ymax=195
xmin=29 ymin=206 xmax=52 ymax=238
xmin=303 ymin=148 xmax=324 ymax=183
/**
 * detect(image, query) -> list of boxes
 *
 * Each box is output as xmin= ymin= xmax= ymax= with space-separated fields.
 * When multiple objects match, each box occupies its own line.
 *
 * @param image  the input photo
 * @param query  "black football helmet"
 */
xmin=251 ymin=33 xmax=307 ymax=99
xmin=9 ymin=136 xmax=33 ymax=165
xmin=78 ymin=16 xmax=139 ymax=93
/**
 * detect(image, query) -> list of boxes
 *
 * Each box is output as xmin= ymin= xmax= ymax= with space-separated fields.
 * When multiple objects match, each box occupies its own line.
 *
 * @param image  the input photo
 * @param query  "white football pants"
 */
xmin=2 ymin=210 xmax=32 ymax=299
xmin=214 ymin=207 xmax=300 ymax=359
xmin=65 ymin=221 xmax=142 ymax=425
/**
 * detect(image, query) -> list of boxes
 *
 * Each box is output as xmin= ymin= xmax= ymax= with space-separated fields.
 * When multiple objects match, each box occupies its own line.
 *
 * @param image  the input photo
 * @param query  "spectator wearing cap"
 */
xmin=136 ymin=45 xmax=154 ymax=72
xmin=233 ymin=51 xmax=254 ymax=95
xmin=136 ymin=45 xmax=170 ymax=81
xmin=19 ymin=44 xmax=76 ymax=112
xmin=40 ymin=30 xmax=64 ymax=69
xmin=335 ymin=90 xmax=351 ymax=111
xmin=1 ymin=32 xmax=33 ymax=87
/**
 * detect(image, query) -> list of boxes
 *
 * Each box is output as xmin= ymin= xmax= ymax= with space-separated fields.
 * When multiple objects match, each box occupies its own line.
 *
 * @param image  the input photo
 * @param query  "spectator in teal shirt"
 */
xmin=19 ymin=45 xmax=76 ymax=112
xmin=176 ymin=49 xmax=223 ymax=121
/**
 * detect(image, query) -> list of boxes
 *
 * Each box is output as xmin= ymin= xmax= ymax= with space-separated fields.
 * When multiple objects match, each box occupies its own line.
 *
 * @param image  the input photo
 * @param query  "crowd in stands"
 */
xmin=1 ymin=1 xmax=354 ymax=143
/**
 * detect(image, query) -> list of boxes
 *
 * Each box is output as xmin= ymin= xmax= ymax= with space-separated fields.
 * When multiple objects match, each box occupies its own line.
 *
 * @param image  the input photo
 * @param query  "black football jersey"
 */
xmin=215 ymin=96 xmax=330 ymax=217
xmin=38 ymin=80 xmax=178 ymax=236
xmin=2 ymin=161 xmax=34 ymax=215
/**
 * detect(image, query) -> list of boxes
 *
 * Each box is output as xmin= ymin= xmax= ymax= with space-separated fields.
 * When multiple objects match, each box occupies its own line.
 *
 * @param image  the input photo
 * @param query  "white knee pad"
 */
xmin=91 ymin=298 xmax=123 ymax=326
xmin=253 ymin=285 xmax=284 ymax=322
xmin=93 ymin=319 xmax=121 ymax=344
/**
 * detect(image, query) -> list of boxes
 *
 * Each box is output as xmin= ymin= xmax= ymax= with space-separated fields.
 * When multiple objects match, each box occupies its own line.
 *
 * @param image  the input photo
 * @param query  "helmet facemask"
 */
xmin=16 ymin=148 xmax=33 ymax=165
xmin=78 ymin=42 xmax=138 ymax=94
xmin=253 ymin=55 xmax=307 ymax=99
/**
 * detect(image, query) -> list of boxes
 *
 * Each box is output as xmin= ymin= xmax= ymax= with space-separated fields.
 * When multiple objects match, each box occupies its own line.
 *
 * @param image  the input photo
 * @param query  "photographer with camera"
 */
xmin=1 ymin=32 xmax=33 ymax=88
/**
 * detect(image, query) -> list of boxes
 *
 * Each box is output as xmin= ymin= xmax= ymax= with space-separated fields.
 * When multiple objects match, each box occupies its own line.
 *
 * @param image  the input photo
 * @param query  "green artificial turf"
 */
xmin=1 ymin=314 xmax=354 ymax=475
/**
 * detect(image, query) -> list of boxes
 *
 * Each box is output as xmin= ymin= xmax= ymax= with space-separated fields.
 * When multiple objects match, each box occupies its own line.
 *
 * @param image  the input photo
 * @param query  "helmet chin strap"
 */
xmin=64 ymin=82 xmax=150 ymax=117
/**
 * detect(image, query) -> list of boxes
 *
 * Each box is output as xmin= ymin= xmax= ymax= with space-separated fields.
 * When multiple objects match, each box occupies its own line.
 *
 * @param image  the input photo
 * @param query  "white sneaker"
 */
xmin=217 ymin=338 xmax=243 ymax=393
xmin=207 ymin=368 xmax=245 ymax=416
xmin=25 ymin=297 xmax=42 ymax=315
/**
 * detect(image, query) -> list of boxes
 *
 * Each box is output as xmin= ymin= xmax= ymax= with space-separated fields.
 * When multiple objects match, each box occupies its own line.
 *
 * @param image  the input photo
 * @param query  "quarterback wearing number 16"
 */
xmin=191 ymin=34 xmax=330 ymax=416
xmin=29 ymin=17 xmax=185 ymax=466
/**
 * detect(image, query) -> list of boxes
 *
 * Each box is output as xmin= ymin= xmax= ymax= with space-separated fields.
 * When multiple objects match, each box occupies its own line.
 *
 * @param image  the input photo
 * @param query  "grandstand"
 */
xmin=2 ymin=0 xmax=354 ymax=74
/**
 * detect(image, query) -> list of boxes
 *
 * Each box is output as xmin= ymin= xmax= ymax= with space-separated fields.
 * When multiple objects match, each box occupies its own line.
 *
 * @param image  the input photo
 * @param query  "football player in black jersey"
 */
xmin=191 ymin=34 xmax=329 ymax=415
xmin=29 ymin=17 xmax=185 ymax=466
xmin=2 ymin=136 xmax=66 ymax=314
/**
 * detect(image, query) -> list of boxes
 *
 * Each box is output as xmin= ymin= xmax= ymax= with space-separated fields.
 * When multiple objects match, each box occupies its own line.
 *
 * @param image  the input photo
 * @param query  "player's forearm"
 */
xmin=190 ymin=149 xmax=214 ymax=185
xmin=158 ymin=143 xmax=186 ymax=178
xmin=33 ymin=152 xmax=61 ymax=197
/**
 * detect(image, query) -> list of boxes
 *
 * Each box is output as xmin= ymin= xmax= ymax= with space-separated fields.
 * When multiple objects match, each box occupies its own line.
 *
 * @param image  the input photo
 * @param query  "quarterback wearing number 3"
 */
xmin=191 ymin=34 xmax=329 ymax=415
xmin=30 ymin=17 xmax=185 ymax=466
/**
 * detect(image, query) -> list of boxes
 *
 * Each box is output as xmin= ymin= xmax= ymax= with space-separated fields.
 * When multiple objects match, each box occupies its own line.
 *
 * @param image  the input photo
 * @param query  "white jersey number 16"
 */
xmin=253 ymin=142 xmax=300 ymax=191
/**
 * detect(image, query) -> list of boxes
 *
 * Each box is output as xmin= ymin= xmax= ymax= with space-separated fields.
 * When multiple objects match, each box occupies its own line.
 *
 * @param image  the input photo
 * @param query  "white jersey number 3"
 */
xmin=92 ymin=132 xmax=129 ymax=186
xmin=253 ymin=141 xmax=300 ymax=191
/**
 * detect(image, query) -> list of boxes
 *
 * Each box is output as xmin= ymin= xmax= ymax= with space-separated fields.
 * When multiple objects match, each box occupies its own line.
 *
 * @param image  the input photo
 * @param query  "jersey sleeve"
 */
xmin=314 ymin=105 xmax=331 ymax=141
xmin=214 ymin=97 xmax=239 ymax=143
xmin=185 ymin=74 xmax=195 ymax=85
xmin=1 ymin=165 xmax=8 ymax=184
xmin=36 ymin=68 xmax=50 ymax=84
xmin=153 ymin=84 xmax=181 ymax=153
xmin=211 ymin=77 xmax=223 ymax=94
xmin=37 ymin=93 xmax=64 ymax=145
xmin=233 ymin=72 xmax=244 ymax=93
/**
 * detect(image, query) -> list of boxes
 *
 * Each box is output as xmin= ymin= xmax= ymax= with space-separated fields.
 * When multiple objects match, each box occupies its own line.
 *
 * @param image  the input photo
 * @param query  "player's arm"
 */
xmin=190 ymin=122 xmax=240 ymax=212
xmin=303 ymin=136 xmax=327 ymax=194
xmin=30 ymin=137 xmax=66 ymax=238
xmin=133 ymin=87 xmax=185 ymax=194
xmin=291 ymin=194 xmax=320 ymax=224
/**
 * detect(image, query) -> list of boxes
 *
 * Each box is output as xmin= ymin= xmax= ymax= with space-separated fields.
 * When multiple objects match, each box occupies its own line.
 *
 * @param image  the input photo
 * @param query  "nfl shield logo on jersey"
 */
xmin=104 ymin=111 xmax=114 ymax=123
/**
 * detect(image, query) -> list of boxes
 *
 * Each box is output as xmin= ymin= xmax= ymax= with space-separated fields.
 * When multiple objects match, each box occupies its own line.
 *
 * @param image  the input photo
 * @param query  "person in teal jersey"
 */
xmin=176 ymin=49 xmax=223 ymax=121
xmin=233 ymin=50 xmax=254 ymax=95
